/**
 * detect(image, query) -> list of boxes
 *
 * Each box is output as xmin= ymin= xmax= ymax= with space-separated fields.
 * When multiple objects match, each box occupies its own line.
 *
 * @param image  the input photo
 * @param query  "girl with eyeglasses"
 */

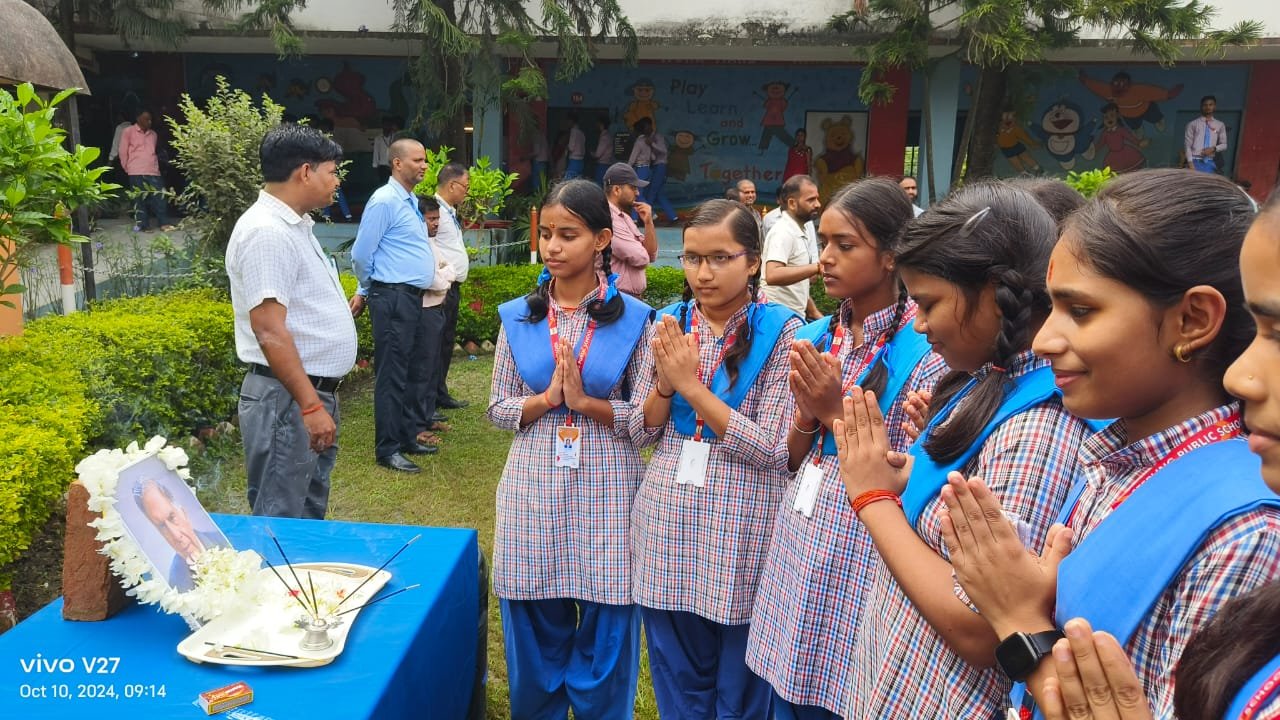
xmin=487 ymin=179 xmax=654 ymax=719
xmin=936 ymin=170 xmax=1280 ymax=720
xmin=629 ymin=199 xmax=803 ymax=718
xmin=744 ymin=177 xmax=949 ymax=720
xmin=831 ymin=182 xmax=1091 ymax=719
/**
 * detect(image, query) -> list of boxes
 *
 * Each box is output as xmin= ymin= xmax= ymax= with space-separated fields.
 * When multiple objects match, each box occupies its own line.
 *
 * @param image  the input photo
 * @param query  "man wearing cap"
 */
xmin=603 ymin=163 xmax=658 ymax=297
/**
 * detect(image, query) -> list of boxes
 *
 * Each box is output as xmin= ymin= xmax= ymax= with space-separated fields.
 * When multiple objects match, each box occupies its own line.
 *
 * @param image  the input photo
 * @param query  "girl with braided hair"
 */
xmin=936 ymin=170 xmax=1280 ymax=720
xmin=745 ymin=177 xmax=949 ymax=719
xmin=628 ymin=199 xmax=802 ymax=718
xmin=487 ymin=178 xmax=654 ymax=718
xmin=833 ymin=182 xmax=1092 ymax=719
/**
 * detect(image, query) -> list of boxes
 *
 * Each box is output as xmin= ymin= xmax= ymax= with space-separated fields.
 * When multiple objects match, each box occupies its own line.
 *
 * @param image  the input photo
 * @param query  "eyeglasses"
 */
xmin=677 ymin=251 xmax=750 ymax=270
xmin=452 ymin=180 xmax=470 ymax=192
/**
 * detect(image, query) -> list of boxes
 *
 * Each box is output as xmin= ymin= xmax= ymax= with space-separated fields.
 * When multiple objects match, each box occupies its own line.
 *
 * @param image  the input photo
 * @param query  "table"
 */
xmin=0 ymin=514 xmax=479 ymax=719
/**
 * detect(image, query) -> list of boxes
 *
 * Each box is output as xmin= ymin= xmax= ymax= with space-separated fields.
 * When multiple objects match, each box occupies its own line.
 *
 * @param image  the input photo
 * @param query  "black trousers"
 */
xmin=368 ymin=283 xmax=429 ymax=459
xmin=409 ymin=304 xmax=446 ymax=434
xmin=436 ymin=281 xmax=462 ymax=400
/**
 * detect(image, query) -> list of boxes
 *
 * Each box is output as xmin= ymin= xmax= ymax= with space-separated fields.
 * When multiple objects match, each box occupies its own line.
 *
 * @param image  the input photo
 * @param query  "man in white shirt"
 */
xmin=225 ymin=124 xmax=356 ymax=519
xmin=432 ymin=163 xmax=472 ymax=412
xmin=371 ymin=115 xmax=399 ymax=184
xmin=762 ymin=174 xmax=822 ymax=319
xmin=1185 ymin=95 xmax=1228 ymax=174
xmin=593 ymin=114 xmax=614 ymax=184
xmin=900 ymin=175 xmax=925 ymax=216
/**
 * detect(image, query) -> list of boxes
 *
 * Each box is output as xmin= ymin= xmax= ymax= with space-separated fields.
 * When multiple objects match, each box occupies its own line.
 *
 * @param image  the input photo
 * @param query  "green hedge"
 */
xmin=0 ymin=289 xmax=241 ymax=584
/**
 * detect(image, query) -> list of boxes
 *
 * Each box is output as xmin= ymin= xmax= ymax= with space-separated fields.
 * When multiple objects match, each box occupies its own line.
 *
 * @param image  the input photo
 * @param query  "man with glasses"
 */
xmin=432 ymin=163 xmax=472 ymax=412
xmin=762 ymin=174 xmax=822 ymax=319
xmin=603 ymin=163 xmax=658 ymax=297
xmin=350 ymin=138 xmax=438 ymax=474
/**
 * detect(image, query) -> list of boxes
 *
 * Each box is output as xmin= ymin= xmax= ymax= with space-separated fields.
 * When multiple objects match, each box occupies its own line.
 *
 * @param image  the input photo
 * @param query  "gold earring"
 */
xmin=1175 ymin=344 xmax=1193 ymax=363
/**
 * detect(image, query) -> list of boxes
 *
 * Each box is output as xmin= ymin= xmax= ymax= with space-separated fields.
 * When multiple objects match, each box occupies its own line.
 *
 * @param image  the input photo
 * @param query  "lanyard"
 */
xmin=689 ymin=305 xmax=740 ymax=442
xmin=547 ymin=280 xmax=604 ymax=427
xmin=814 ymin=306 xmax=918 ymax=462
xmin=1065 ymin=412 xmax=1243 ymax=528
xmin=1239 ymin=658 xmax=1280 ymax=720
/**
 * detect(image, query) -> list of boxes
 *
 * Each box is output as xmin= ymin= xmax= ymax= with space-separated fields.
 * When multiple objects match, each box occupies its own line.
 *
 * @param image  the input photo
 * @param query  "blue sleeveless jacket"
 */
xmin=497 ymin=292 xmax=653 ymax=400
xmin=658 ymin=301 xmax=796 ymax=440
xmin=900 ymin=366 xmax=1058 ymax=528
xmin=795 ymin=315 xmax=932 ymax=457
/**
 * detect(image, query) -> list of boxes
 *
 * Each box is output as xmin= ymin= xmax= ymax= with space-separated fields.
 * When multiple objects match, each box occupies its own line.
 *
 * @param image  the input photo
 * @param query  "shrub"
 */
xmin=0 ymin=289 xmax=243 ymax=585
xmin=339 ymin=273 xmax=375 ymax=360
xmin=167 ymin=77 xmax=285 ymax=277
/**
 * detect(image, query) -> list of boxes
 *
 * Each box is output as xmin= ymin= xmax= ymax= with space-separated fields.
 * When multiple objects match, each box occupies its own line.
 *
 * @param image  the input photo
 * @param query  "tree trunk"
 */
xmin=432 ymin=0 xmax=468 ymax=160
xmin=953 ymin=73 xmax=981 ymax=184
xmin=921 ymin=69 xmax=936 ymax=204
xmin=964 ymin=66 xmax=1008 ymax=181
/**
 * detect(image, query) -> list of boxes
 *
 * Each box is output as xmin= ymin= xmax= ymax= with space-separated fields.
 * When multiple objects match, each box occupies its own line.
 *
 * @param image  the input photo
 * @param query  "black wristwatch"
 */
xmin=995 ymin=630 xmax=1065 ymax=682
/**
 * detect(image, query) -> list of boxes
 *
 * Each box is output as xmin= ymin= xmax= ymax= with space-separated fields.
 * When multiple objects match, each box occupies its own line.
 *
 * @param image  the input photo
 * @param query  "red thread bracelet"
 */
xmin=300 ymin=403 xmax=324 ymax=416
xmin=544 ymin=390 xmax=561 ymax=408
xmin=851 ymin=489 xmax=902 ymax=515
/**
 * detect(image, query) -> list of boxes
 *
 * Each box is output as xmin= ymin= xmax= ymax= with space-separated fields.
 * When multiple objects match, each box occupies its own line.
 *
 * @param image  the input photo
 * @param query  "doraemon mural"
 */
xmin=1032 ymin=100 xmax=1096 ymax=170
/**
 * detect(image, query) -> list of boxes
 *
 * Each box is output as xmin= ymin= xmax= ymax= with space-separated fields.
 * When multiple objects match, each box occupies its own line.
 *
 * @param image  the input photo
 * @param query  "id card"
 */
xmin=792 ymin=464 xmax=823 ymax=518
xmin=554 ymin=425 xmax=581 ymax=469
xmin=676 ymin=439 xmax=710 ymax=488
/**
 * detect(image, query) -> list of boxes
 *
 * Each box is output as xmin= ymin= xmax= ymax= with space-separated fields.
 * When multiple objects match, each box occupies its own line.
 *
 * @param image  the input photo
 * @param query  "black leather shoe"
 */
xmin=437 ymin=396 xmax=470 ymax=409
xmin=376 ymin=453 xmax=421 ymax=473
xmin=401 ymin=442 xmax=439 ymax=455
xmin=431 ymin=412 xmax=449 ymax=423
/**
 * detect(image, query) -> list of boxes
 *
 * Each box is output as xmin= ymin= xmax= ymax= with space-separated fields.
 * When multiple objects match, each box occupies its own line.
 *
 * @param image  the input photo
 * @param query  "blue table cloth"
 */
xmin=0 ymin=514 xmax=479 ymax=719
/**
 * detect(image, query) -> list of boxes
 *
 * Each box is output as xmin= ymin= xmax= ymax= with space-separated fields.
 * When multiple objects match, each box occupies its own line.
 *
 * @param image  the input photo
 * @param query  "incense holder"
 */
xmin=176 ymin=562 xmax=391 ymax=668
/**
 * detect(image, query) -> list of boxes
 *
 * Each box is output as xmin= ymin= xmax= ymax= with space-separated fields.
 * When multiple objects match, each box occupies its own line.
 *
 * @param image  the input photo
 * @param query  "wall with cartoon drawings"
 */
xmin=538 ymin=61 xmax=868 ymax=208
xmin=951 ymin=63 xmax=1249 ymax=178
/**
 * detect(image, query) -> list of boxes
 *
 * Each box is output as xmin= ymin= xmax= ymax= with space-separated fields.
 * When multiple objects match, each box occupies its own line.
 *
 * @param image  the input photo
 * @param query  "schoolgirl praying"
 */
xmin=832 ymin=182 xmax=1091 ymax=719
xmin=937 ymin=169 xmax=1280 ymax=720
xmin=745 ymin=177 xmax=948 ymax=720
xmin=486 ymin=179 xmax=654 ymax=719
xmin=628 ymin=199 xmax=802 ymax=719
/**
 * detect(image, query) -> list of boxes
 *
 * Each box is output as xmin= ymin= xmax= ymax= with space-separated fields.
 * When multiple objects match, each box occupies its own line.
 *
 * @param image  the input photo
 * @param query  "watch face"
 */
xmin=996 ymin=634 xmax=1037 ymax=682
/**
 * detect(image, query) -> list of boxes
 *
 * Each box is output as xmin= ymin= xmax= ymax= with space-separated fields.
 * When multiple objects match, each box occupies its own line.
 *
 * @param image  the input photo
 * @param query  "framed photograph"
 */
xmin=112 ymin=454 xmax=232 ymax=593
xmin=804 ymin=110 xmax=870 ymax=200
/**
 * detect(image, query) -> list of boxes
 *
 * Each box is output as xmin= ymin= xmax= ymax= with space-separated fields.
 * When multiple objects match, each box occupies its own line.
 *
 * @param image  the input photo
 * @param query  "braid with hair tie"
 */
xmin=990 ymin=267 xmax=1036 ymax=371
xmin=522 ymin=266 xmax=555 ymax=323
xmin=587 ymin=245 xmax=625 ymax=324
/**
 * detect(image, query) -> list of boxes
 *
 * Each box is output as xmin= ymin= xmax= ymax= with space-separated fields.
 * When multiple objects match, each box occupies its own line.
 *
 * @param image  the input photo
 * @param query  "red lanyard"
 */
xmin=1241 ymin=665 xmax=1280 ymax=720
xmin=1066 ymin=413 xmax=1243 ymax=527
xmin=689 ymin=306 xmax=739 ymax=442
xmin=547 ymin=280 xmax=603 ymax=426
xmin=813 ymin=306 xmax=917 ymax=463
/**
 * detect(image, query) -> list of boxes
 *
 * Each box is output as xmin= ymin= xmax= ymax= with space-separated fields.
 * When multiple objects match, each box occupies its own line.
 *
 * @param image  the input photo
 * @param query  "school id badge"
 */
xmin=792 ymin=464 xmax=823 ymax=518
xmin=676 ymin=439 xmax=709 ymax=488
xmin=554 ymin=425 xmax=581 ymax=469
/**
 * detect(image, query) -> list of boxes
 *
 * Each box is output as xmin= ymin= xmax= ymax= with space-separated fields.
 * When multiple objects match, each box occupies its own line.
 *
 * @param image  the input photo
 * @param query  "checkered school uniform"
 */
xmin=487 ymin=288 xmax=649 ymax=605
xmin=629 ymin=303 xmax=803 ymax=625
xmin=845 ymin=350 xmax=1090 ymax=719
xmin=1065 ymin=404 xmax=1280 ymax=719
xmin=746 ymin=301 xmax=949 ymax=714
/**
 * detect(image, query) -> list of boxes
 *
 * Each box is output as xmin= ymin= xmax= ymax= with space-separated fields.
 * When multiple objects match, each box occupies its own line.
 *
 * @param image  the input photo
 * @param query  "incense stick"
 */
xmin=308 ymin=572 xmax=318 ymax=618
xmin=268 ymin=528 xmax=317 ymax=618
xmin=263 ymin=555 xmax=314 ymax=616
xmin=332 ymin=533 xmax=421 ymax=613
xmin=335 ymin=584 xmax=421 ymax=617
xmin=204 ymin=642 xmax=300 ymax=660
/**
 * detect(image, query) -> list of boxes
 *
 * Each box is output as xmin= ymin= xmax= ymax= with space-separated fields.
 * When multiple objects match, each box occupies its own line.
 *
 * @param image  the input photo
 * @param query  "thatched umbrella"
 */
xmin=0 ymin=0 xmax=97 ymax=309
xmin=0 ymin=0 xmax=88 ymax=91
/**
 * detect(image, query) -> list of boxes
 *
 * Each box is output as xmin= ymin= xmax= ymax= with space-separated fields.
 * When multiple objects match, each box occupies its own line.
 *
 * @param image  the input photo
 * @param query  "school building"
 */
xmin=67 ymin=0 xmax=1280 ymax=208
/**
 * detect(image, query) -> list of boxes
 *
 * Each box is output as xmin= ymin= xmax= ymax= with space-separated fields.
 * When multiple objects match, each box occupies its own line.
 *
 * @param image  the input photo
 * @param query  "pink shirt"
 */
xmin=609 ymin=202 xmax=652 ymax=296
xmin=119 ymin=124 xmax=161 ymax=177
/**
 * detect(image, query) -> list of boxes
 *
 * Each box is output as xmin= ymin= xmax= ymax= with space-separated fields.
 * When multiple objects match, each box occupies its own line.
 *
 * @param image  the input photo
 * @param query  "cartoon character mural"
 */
xmin=623 ymin=79 xmax=659 ymax=132
xmin=1078 ymin=70 xmax=1182 ymax=137
xmin=1031 ymin=101 xmax=1096 ymax=170
xmin=814 ymin=115 xmax=865 ymax=201
xmin=997 ymin=110 xmax=1043 ymax=173
xmin=668 ymin=130 xmax=700 ymax=181
xmin=1091 ymin=102 xmax=1149 ymax=173
xmin=755 ymin=81 xmax=797 ymax=151
xmin=331 ymin=63 xmax=377 ymax=126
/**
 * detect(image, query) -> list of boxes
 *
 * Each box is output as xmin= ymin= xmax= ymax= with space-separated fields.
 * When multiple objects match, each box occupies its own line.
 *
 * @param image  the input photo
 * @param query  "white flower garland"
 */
xmin=76 ymin=436 xmax=266 ymax=627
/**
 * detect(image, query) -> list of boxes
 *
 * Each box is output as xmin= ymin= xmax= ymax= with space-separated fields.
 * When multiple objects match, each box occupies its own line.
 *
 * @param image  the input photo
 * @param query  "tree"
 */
xmin=218 ymin=0 xmax=637 ymax=160
xmin=836 ymin=0 xmax=1262 ymax=184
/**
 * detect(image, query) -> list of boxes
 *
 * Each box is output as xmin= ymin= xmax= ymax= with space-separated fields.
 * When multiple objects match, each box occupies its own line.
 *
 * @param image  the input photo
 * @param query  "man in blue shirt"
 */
xmin=350 ymin=138 xmax=437 ymax=473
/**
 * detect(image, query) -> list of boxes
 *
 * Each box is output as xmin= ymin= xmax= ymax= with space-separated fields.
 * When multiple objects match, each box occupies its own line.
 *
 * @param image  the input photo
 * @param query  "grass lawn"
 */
xmin=201 ymin=355 xmax=661 ymax=719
